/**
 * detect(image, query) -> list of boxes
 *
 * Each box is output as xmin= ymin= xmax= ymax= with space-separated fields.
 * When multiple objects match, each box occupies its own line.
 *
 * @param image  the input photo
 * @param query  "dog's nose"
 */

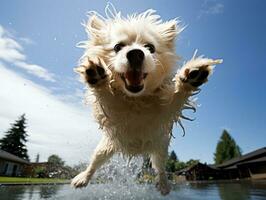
xmin=127 ymin=49 xmax=144 ymax=68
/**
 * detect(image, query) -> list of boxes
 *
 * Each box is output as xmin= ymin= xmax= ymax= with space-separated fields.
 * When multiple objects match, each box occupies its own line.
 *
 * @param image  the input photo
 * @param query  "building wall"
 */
xmin=0 ymin=160 xmax=23 ymax=176
xmin=244 ymin=161 xmax=266 ymax=179
xmin=249 ymin=162 xmax=266 ymax=174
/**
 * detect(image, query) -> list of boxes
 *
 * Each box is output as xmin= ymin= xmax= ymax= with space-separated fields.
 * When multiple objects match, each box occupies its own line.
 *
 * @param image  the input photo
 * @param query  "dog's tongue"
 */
xmin=125 ymin=70 xmax=143 ymax=86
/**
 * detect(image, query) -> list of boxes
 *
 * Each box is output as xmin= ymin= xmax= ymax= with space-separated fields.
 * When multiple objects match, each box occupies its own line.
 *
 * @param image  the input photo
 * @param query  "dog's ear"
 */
xmin=158 ymin=20 xmax=180 ymax=43
xmin=86 ymin=15 xmax=106 ymax=38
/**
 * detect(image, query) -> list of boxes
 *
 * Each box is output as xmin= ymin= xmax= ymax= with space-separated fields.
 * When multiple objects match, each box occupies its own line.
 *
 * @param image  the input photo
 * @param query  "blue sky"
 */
xmin=0 ymin=0 xmax=265 ymax=165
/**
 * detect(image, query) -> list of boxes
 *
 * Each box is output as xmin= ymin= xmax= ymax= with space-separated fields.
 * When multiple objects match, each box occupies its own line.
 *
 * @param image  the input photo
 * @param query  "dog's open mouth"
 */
xmin=120 ymin=70 xmax=148 ymax=93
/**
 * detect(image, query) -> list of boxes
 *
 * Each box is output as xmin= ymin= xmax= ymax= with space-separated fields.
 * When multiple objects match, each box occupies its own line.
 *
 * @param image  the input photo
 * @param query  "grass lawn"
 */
xmin=0 ymin=176 xmax=69 ymax=184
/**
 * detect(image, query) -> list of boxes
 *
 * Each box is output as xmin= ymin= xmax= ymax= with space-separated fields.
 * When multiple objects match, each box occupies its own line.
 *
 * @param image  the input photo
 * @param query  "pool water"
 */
xmin=1 ymin=180 xmax=266 ymax=200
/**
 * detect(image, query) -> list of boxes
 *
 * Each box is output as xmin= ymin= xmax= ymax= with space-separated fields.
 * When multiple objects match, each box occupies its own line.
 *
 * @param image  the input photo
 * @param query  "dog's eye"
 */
xmin=144 ymin=43 xmax=155 ymax=53
xmin=114 ymin=43 xmax=125 ymax=53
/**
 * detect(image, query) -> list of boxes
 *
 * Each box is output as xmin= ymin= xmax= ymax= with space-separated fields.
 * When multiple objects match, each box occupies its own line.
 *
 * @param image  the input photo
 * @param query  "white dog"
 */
xmin=71 ymin=5 xmax=222 ymax=195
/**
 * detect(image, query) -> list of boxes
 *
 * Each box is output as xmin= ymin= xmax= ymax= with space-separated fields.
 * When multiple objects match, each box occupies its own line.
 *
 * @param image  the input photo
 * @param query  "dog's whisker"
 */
xmin=155 ymin=59 xmax=166 ymax=73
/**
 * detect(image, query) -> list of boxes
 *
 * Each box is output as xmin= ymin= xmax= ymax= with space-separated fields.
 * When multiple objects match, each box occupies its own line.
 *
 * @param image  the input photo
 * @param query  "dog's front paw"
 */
xmin=75 ymin=58 xmax=107 ymax=86
xmin=179 ymin=56 xmax=222 ymax=88
xmin=155 ymin=173 xmax=171 ymax=195
xmin=71 ymin=171 xmax=91 ymax=188
xmin=156 ymin=178 xmax=171 ymax=195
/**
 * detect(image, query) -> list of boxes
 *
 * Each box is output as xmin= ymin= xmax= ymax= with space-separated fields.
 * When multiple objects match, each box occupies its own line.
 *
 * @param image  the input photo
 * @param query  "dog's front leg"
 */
xmin=71 ymin=137 xmax=114 ymax=188
xmin=174 ymin=53 xmax=223 ymax=105
xmin=175 ymin=53 xmax=223 ymax=93
xmin=151 ymin=149 xmax=171 ymax=195
xmin=74 ymin=57 xmax=108 ymax=87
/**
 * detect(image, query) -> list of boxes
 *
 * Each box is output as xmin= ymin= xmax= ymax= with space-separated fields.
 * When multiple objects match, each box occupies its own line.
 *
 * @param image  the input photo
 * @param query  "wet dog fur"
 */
xmin=71 ymin=6 xmax=222 ymax=195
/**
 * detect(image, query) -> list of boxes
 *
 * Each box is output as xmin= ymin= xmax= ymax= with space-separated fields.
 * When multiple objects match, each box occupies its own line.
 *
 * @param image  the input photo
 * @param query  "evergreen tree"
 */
xmin=166 ymin=150 xmax=178 ymax=172
xmin=214 ymin=130 xmax=242 ymax=164
xmin=0 ymin=114 xmax=29 ymax=160
xmin=169 ymin=150 xmax=177 ymax=161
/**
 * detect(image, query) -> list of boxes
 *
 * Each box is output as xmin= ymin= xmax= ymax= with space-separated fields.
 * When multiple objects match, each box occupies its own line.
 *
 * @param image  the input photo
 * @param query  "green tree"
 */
xmin=174 ymin=161 xmax=187 ymax=171
xmin=47 ymin=154 xmax=65 ymax=178
xmin=34 ymin=166 xmax=46 ymax=178
xmin=46 ymin=154 xmax=74 ymax=178
xmin=169 ymin=150 xmax=177 ymax=161
xmin=48 ymin=154 xmax=65 ymax=167
xmin=186 ymin=159 xmax=199 ymax=167
xmin=166 ymin=150 xmax=178 ymax=172
xmin=214 ymin=130 xmax=242 ymax=164
xmin=0 ymin=114 xmax=29 ymax=160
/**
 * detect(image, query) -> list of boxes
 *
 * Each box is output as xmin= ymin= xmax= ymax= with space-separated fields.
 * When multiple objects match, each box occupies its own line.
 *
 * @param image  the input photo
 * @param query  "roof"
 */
xmin=0 ymin=149 xmax=30 ymax=165
xmin=215 ymin=147 xmax=266 ymax=169
xmin=177 ymin=162 xmax=219 ymax=174
xmin=237 ymin=157 xmax=266 ymax=165
xmin=31 ymin=162 xmax=48 ymax=165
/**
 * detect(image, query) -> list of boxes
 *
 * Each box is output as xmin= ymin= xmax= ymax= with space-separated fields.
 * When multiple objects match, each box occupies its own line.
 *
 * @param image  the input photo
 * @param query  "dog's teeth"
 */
xmin=125 ymin=78 xmax=130 ymax=85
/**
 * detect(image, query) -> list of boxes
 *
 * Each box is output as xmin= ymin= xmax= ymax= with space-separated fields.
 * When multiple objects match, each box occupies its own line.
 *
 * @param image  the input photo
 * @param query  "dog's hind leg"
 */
xmin=151 ymin=149 xmax=171 ymax=195
xmin=71 ymin=137 xmax=114 ymax=188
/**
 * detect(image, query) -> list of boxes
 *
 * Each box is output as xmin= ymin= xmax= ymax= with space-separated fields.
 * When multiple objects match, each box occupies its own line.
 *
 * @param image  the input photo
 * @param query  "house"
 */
xmin=215 ymin=147 xmax=266 ymax=179
xmin=0 ymin=149 xmax=30 ymax=176
xmin=177 ymin=162 xmax=222 ymax=181
xmin=24 ymin=162 xmax=50 ymax=178
xmin=177 ymin=147 xmax=266 ymax=181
